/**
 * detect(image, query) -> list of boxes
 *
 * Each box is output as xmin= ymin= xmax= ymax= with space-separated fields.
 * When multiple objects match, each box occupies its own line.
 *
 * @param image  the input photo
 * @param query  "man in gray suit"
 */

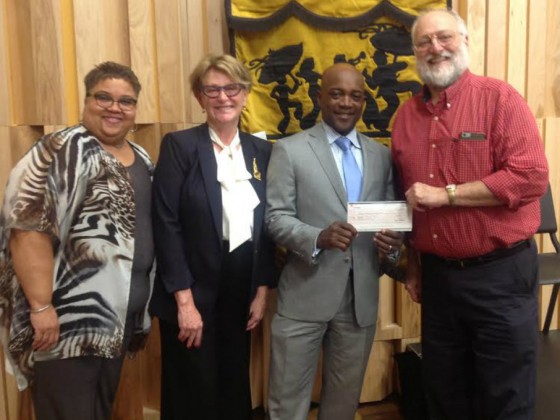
xmin=265 ymin=63 xmax=402 ymax=420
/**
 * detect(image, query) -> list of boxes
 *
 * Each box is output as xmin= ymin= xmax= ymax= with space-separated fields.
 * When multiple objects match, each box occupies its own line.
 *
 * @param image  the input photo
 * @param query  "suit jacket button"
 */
xmin=344 ymin=257 xmax=350 ymax=262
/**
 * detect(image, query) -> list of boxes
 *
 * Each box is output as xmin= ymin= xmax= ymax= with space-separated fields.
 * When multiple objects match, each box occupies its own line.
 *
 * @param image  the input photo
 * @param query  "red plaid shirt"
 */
xmin=392 ymin=70 xmax=549 ymax=258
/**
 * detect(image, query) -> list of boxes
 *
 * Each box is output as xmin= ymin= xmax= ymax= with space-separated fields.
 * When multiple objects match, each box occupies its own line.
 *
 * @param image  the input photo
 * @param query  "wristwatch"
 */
xmin=446 ymin=184 xmax=457 ymax=206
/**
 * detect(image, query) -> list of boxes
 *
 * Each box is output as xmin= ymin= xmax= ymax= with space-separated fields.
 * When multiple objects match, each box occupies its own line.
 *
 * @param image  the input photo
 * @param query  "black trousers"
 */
xmin=421 ymin=240 xmax=538 ymax=420
xmin=159 ymin=241 xmax=253 ymax=420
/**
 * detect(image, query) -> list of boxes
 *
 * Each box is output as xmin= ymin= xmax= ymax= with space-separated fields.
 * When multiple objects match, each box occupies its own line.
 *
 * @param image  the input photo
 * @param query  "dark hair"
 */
xmin=84 ymin=61 xmax=142 ymax=96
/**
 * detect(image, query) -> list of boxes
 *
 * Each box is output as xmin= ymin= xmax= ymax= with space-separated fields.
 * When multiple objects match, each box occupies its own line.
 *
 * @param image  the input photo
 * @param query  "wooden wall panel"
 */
xmin=463 ymin=0 xmax=486 ymax=76
xmin=154 ymin=0 xmax=187 ymax=123
xmin=185 ymin=1 xmax=207 ymax=124
xmin=5 ymin=0 xmax=39 ymax=124
xmin=2 ymin=0 xmax=68 ymax=125
xmin=526 ymin=0 xmax=547 ymax=117
xmin=0 ymin=126 xmax=43 ymax=199
xmin=0 ymin=1 xmax=10 ymax=125
xmin=206 ymin=0 xmax=229 ymax=54
xmin=72 ymin=0 xmax=130 ymax=117
xmin=359 ymin=341 xmax=394 ymax=402
xmin=1 ymin=0 xmax=560 ymax=419
xmin=544 ymin=0 xmax=560 ymax=116
xmin=376 ymin=277 xmax=403 ymax=341
xmin=0 ymin=126 xmax=12 ymax=200
xmin=544 ymin=118 xmax=560 ymax=193
xmin=485 ymin=1 xmax=507 ymax=80
xmin=29 ymin=0 xmax=67 ymax=124
xmin=129 ymin=0 xmax=159 ymax=124
xmin=541 ymin=117 xmax=560 ymax=329
xmin=507 ymin=0 xmax=529 ymax=94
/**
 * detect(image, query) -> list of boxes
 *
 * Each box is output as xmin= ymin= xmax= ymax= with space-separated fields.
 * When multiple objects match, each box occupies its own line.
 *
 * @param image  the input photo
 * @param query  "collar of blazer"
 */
xmin=306 ymin=124 xmax=353 ymax=208
xmin=305 ymin=123 xmax=383 ymax=207
xmin=197 ymin=125 xmax=265 ymax=242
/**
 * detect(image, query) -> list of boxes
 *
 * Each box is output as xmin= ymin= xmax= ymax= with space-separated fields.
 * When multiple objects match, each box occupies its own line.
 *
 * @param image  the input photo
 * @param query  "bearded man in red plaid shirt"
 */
xmin=392 ymin=9 xmax=549 ymax=420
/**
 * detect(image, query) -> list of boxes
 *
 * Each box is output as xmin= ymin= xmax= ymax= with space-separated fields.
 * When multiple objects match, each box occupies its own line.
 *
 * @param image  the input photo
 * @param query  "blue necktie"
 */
xmin=334 ymin=137 xmax=362 ymax=202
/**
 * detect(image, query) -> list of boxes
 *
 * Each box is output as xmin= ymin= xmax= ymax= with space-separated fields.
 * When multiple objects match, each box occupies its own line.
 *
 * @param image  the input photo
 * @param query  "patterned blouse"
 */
xmin=0 ymin=124 xmax=154 ymax=390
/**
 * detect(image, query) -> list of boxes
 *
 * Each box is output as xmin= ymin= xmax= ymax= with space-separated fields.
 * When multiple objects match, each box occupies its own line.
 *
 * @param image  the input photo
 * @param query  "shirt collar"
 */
xmin=208 ymin=126 xmax=241 ymax=153
xmin=322 ymin=121 xmax=361 ymax=149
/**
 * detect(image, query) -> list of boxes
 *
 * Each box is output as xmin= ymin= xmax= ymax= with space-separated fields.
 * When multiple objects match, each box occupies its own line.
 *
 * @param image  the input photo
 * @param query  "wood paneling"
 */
xmin=360 ymin=341 xmax=395 ymax=402
xmin=507 ymin=0 xmax=529 ymax=94
xmin=0 ymin=1 xmax=11 ymax=125
xmin=485 ymin=1 xmax=507 ymax=80
xmin=541 ymin=117 xmax=560 ymax=330
xmin=544 ymin=0 xmax=560 ymax=117
xmin=526 ymin=0 xmax=547 ymax=117
xmin=1 ymin=1 xmax=559 ymax=419
xmin=464 ymin=0 xmax=486 ymax=76
xmin=129 ymin=0 xmax=159 ymax=124
xmin=153 ymin=0 xmax=187 ymax=123
xmin=72 ymin=0 xmax=130 ymax=119
xmin=185 ymin=1 xmax=208 ymax=123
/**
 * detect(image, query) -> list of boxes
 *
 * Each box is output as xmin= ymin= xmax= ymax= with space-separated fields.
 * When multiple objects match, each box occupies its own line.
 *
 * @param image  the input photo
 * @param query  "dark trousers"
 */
xmin=32 ymin=318 xmax=134 ymax=420
xmin=159 ymin=241 xmax=253 ymax=420
xmin=421 ymin=240 xmax=538 ymax=420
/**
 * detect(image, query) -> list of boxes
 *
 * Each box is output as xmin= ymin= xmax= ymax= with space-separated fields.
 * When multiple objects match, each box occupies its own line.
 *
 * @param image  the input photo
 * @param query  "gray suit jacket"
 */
xmin=265 ymin=123 xmax=395 ymax=327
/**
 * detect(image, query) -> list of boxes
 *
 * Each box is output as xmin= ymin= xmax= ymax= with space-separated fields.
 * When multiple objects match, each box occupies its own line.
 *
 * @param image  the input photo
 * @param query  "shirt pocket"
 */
xmin=445 ymin=137 xmax=492 ymax=183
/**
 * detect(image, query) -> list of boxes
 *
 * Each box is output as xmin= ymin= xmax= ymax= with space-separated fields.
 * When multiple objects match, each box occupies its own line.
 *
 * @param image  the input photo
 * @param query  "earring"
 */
xmin=129 ymin=124 xmax=138 ymax=133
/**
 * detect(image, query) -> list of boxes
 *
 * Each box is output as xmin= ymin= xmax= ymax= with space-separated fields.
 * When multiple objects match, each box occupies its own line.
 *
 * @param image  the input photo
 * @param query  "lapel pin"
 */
xmin=253 ymin=157 xmax=262 ymax=181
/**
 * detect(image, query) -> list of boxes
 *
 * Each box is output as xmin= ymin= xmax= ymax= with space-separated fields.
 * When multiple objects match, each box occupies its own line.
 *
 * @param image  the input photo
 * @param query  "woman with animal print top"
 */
xmin=0 ymin=61 xmax=154 ymax=420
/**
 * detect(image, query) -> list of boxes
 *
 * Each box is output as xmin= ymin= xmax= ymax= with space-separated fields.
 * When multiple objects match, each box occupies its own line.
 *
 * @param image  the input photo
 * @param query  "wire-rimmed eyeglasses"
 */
xmin=88 ymin=92 xmax=138 ymax=111
xmin=414 ymin=30 xmax=461 ymax=52
xmin=200 ymin=83 xmax=245 ymax=98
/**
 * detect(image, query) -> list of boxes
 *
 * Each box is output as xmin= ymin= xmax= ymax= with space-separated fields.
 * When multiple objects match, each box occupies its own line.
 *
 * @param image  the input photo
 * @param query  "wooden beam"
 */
xmin=154 ymin=0 xmax=187 ymax=124
xmin=0 ymin=0 xmax=11 ymax=125
xmin=486 ymin=1 xmax=507 ymax=80
xmin=507 ymin=0 xmax=529 ymax=95
xmin=129 ymin=0 xmax=159 ymax=124
xmin=464 ymin=0 xmax=487 ymax=76
xmin=544 ymin=0 xmax=560 ymax=116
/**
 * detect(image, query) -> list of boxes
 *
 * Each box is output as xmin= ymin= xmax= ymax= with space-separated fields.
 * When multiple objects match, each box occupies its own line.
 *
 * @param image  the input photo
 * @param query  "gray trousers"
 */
xmin=267 ymin=280 xmax=376 ymax=420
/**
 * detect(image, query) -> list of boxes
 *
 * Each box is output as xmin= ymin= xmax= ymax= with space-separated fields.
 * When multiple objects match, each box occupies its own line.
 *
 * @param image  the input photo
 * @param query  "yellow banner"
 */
xmin=231 ymin=0 xmax=447 ymax=19
xmin=230 ymin=0 xmax=449 ymax=144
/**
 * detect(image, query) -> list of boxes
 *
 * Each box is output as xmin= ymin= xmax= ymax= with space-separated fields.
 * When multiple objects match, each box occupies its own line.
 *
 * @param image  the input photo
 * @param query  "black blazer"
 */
xmin=149 ymin=124 xmax=278 ymax=323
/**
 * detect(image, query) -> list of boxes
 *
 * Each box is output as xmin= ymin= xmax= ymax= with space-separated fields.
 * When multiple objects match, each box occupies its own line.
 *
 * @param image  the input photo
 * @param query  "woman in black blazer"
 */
xmin=150 ymin=54 xmax=277 ymax=420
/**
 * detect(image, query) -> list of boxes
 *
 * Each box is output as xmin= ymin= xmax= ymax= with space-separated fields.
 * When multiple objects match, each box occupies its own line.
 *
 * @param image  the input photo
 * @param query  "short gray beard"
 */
xmin=416 ymin=42 xmax=469 ymax=89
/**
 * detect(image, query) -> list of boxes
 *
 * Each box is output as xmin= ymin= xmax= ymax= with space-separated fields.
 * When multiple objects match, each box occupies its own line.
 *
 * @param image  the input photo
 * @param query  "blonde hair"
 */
xmin=189 ymin=54 xmax=252 ymax=94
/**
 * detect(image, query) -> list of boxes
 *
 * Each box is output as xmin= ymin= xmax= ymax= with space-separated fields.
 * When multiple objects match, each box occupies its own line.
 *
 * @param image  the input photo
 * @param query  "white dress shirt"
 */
xmin=209 ymin=127 xmax=259 ymax=252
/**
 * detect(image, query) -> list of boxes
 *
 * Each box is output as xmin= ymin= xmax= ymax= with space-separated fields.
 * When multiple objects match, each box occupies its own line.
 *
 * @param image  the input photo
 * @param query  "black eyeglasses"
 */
xmin=200 ymin=83 xmax=245 ymax=98
xmin=88 ymin=92 xmax=138 ymax=111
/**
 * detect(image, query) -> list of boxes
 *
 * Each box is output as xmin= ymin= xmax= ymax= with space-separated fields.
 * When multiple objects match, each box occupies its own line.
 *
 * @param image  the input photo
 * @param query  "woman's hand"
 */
xmin=30 ymin=306 xmax=60 ymax=351
xmin=175 ymin=289 xmax=203 ymax=348
xmin=246 ymin=286 xmax=268 ymax=331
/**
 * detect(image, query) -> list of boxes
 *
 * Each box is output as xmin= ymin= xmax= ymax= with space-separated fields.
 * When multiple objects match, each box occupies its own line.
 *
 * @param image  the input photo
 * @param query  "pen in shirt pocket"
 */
xmin=456 ymin=131 xmax=487 ymax=140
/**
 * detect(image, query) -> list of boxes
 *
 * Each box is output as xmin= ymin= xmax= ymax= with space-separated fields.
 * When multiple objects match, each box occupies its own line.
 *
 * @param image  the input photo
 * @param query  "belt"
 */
xmin=424 ymin=239 xmax=531 ymax=269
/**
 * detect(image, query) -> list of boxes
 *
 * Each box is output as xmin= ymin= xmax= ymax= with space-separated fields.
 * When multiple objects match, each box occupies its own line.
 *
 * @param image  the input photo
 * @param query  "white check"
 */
xmin=347 ymin=201 xmax=412 ymax=232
